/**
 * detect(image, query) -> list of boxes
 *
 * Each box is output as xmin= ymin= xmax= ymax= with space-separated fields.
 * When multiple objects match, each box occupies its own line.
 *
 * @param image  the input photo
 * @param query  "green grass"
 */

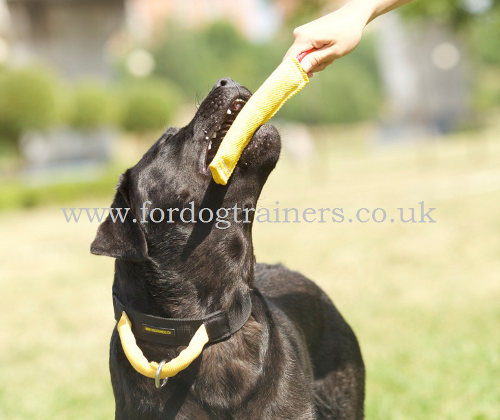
xmin=1 ymin=123 xmax=499 ymax=418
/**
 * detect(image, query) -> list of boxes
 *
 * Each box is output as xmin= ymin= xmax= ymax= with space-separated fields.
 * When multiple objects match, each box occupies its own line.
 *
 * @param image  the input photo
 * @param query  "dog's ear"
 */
xmin=90 ymin=173 xmax=148 ymax=261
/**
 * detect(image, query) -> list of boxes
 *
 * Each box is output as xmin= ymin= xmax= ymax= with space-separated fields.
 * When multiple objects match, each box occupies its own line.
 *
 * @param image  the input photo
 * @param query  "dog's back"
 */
xmin=255 ymin=263 xmax=365 ymax=419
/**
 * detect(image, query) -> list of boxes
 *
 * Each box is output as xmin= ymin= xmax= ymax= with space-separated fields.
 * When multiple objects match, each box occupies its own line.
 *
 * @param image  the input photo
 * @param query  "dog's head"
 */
xmin=91 ymin=78 xmax=280 ymax=279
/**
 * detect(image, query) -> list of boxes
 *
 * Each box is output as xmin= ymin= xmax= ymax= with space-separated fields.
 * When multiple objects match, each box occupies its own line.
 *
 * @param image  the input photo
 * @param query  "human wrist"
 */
xmin=343 ymin=0 xmax=378 ymax=27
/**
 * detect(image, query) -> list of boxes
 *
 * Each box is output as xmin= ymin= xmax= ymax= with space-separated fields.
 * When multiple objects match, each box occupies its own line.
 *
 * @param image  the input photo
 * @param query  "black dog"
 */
xmin=91 ymin=78 xmax=364 ymax=419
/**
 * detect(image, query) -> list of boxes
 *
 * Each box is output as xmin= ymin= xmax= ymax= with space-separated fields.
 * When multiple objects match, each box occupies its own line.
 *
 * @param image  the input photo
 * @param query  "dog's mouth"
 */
xmin=203 ymin=98 xmax=246 ymax=172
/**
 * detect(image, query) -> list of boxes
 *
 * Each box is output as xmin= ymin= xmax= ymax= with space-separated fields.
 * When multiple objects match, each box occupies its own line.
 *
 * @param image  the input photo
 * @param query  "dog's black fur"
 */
xmin=91 ymin=78 xmax=365 ymax=419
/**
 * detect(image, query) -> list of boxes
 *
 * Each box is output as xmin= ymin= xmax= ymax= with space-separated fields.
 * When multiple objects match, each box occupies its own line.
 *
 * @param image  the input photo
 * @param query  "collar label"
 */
xmin=142 ymin=324 xmax=175 ymax=336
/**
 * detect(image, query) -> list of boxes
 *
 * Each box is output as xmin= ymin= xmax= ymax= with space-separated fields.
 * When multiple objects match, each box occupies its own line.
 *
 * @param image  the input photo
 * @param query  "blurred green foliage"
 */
xmin=281 ymin=38 xmax=381 ymax=124
xmin=470 ymin=13 xmax=500 ymax=65
xmin=2 ymin=8 xmax=500 ymax=155
xmin=67 ymin=81 xmax=118 ymax=130
xmin=0 ymin=167 xmax=121 ymax=210
xmin=0 ymin=68 xmax=183 ymax=151
xmin=119 ymin=77 xmax=183 ymax=133
xmin=402 ymin=0 xmax=500 ymax=28
xmin=469 ymin=11 xmax=500 ymax=110
xmin=152 ymin=20 xmax=381 ymax=124
xmin=0 ymin=66 xmax=61 ymax=146
xmin=285 ymin=0 xmax=328 ymax=27
xmin=473 ymin=67 xmax=500 ymax=111
xmin=152 ymin=21 xmax=279 ymax=95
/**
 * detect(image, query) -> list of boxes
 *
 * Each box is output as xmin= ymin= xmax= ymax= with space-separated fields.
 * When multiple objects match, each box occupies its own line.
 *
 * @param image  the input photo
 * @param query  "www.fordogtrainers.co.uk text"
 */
xmin=61 ymin=201 xmax=436 ymax=229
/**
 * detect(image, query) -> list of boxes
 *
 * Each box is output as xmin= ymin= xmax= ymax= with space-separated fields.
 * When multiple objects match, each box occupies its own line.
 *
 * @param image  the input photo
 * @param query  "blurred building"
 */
xmin=3 ymin=0 xmax=124 ymax=176
xmin=376 ymin=14 xmax=470 ymax=138
xmin=0 ymin=0 xmax=10 ymax=62
xmin=0 ymin=0 xmax=9 ymax=33
xmin=6 ymin=0 xmax=125 ymax=79
xmin=125 ymin=0 xmax=280 ymax=42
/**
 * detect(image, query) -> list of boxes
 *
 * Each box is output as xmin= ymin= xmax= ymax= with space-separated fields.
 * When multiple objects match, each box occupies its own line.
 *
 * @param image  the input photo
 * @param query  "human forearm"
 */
xmin=285 ymin=0 xmax=414 ymax=74
xmin=365 ymin=0 xmax=414 ymax=23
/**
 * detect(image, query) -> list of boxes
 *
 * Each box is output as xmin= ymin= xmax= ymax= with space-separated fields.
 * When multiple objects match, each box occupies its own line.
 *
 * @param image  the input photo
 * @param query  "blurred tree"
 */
xmin=280 ymin=35 xmax=381 ymax=123
xmin=280 ymin=0 xmax=329 ymax=27
xmin=151 ymin=20 xmax=381 ymax=124
xmin=68 ymin=82 xmax=118 ymax=131
xmin=0 ymin=66 xmax=61 ymax=148
xmin=402 ymin=0 xmax=500 ymax=28
xmin=152 ymin=21 xmax=280 ymax=96
xmin=204 ymin=21 xmax=248 ymax=60
xmin=120 ymin=78 xmax=183 ymax=133
xmin=272 ymin=0 xmax=500 ymax=29
xmin=470 ymin=11 xmax=500 ymax=64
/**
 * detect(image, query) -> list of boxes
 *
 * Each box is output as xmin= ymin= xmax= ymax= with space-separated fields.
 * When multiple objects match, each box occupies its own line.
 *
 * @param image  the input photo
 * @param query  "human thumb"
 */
xmin=300 ymin=48 xmax=332 ymax=73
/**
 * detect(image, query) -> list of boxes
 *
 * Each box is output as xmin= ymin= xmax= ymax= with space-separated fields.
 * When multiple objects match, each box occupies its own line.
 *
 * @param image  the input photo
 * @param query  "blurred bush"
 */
xmin=152 ymin=21 xmax=381 ymax=124
xmin=281 ymin=62 xmax=380 ymax=124
xmin=119 ymin=78 xmax=183 ymax=133
xmin=473 ymin=67 xmax=500 ymax=110
xmin=67 ymin=81 xmax=118 ymax=130
xmin=0 ymin=66 xmax=184 ymax=149
xmin=0 ymin=66 xmax=61 ymax=147
xmin=471 ymin=14 xmax=500 ymax=65
xmin=152 ymin=21 xmax=276 ymax=95
xmin=402 ymin=0 xmax=500 ymax=28
xmin=470 ymin=12 xmax=500 ymax=109
xmin=280 ymin=37 xmax=381 ymax=123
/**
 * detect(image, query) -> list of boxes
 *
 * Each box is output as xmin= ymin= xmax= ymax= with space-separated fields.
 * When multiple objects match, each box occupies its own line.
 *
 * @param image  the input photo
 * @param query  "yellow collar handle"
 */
xmin=117 ymin=311 xmax=209 ymax=379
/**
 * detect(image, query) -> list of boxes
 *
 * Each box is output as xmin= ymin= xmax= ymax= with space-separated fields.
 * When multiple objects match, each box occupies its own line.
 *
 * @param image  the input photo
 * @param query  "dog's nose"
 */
xmin=213 ymin=78 xmax=239 ymax=89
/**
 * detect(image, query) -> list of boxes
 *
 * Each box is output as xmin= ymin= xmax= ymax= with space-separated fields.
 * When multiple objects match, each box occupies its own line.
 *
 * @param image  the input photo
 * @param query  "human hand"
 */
xmin=285 ymin=0 xmax=374 ymax=75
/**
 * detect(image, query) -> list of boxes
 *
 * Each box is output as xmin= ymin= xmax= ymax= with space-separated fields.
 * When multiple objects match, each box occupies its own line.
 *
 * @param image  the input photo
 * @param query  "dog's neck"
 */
xmin=110 ymin=225 xmax=270 ymax=411
xmin=113 ymin=231 xmax=254 ymax=319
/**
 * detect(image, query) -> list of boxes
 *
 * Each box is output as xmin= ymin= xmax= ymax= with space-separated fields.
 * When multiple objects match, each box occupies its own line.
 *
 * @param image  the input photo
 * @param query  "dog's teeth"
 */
xmin=226 ymin=109 xmax=232 ymax=115
xmin=208 ymin=141 xmax=212 ymax=150
xmin=211 ymin=132 xmax=217 ymax=139
xmin=205 ymin=136 xmax=209 ymax=140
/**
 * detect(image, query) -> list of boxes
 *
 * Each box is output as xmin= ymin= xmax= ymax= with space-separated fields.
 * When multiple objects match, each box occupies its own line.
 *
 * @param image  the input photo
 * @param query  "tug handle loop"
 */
xmin=117 ymin=312 xmax=209 ymax=380
xmin=296 ymin=47 xmax=317 ymax=62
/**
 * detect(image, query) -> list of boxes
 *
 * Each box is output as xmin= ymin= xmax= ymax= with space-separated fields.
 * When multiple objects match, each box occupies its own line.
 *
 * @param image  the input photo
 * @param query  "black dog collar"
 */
xmin=113 ymin=290 xmax=252 ymax=346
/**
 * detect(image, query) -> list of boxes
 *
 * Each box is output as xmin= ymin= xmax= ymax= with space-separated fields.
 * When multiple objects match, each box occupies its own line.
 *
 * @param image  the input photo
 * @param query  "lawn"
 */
xmin=1 ymin=122 xmax=499 ymax=419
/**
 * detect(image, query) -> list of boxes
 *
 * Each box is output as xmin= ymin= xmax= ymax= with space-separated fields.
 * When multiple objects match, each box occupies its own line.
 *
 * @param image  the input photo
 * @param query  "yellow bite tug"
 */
xmin=209 ymin=51 xmax=312 ymax=185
